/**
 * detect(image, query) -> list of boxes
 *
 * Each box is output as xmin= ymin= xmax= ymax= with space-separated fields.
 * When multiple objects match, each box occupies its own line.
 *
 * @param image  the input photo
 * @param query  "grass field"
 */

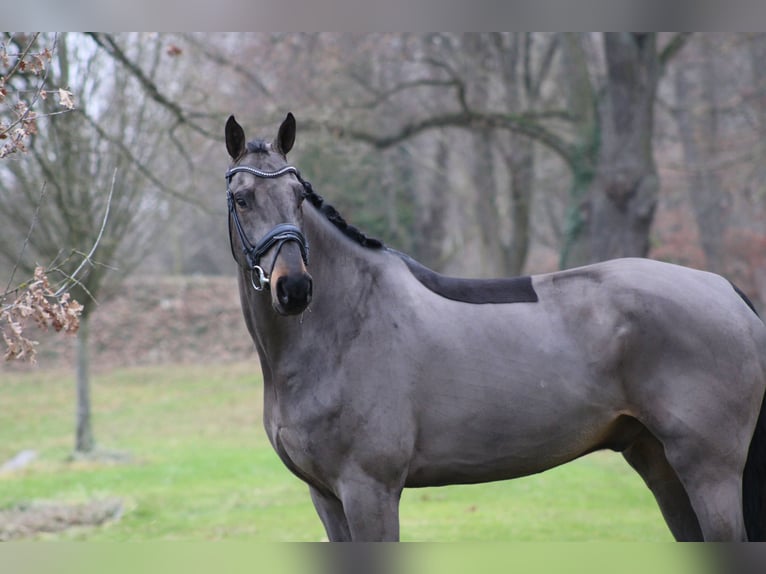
xmin=0 ymin=362 xmax=672 ymax=541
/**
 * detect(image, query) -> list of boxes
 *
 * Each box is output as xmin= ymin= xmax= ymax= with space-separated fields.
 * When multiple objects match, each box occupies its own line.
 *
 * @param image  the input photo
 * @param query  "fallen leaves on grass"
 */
xmin=0 ymin=498 xmax=123 ymax=541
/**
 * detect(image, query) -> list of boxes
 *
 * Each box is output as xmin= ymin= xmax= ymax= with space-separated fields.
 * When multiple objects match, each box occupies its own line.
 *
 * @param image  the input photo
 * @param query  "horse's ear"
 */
xmin=275 ymin=112 xmax=296 ymax=157
xmin=225 ymin=115 xmax=246 ymax=160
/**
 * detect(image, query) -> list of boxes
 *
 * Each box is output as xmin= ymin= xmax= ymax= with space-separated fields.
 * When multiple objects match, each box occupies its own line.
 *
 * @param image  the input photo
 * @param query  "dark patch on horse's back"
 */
xmin=397 ymin=253 xmax=538 ymax=305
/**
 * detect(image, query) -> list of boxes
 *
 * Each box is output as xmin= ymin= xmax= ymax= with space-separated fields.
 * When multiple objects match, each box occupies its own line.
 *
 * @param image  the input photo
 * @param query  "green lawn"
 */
xmin=0 ymin=363 xmax=671 ymax=541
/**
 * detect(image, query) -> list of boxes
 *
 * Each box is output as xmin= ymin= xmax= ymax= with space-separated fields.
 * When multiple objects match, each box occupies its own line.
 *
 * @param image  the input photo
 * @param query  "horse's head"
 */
xmin=225 ymin=113 xmax=313 ymax=316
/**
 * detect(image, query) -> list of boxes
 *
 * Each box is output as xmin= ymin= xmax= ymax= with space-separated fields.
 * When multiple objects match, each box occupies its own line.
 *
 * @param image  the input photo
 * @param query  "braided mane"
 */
xmin=300 ymin=180 xmax=384 ymax=250
xmin=244 ymin=138 xmax=383 ymax=250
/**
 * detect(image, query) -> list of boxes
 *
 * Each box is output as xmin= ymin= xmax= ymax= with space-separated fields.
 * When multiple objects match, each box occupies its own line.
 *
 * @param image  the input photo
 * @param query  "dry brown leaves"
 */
xmin=0 ymin=34 xmax=72 ymax=159
xmin=1 ymin=267 xmax=83 ymax=363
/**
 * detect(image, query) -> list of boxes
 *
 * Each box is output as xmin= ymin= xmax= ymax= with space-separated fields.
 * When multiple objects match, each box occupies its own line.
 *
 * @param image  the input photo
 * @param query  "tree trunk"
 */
xmin=464 ymin=35 xmax=501 ymax=277
xmin=567 ymin=33 xmax=660 ymax=266
xmin=558 ymin=33 xmax=599 ymax=268
xmin=501 ymin=133 xmax=533 ymax=275
xmin=496 ymin=32 xmax=536 ymax=276
xmin=751 ymin=33 xmax=766 ymax=152
xmin=472 ymin=129 xmax=500 ymax=276
xmin=674 ymin=41 xmax=727 ymax=272
xmin=75 ymin=316 xmax=94 ymax=454
xmin=414 ymin=138 xmax=449 ymax=269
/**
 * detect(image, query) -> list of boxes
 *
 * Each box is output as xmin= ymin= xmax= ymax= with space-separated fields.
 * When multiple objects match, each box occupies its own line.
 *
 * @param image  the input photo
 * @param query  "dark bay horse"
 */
xmin=224 ymin=113 xmax=766 ymax=541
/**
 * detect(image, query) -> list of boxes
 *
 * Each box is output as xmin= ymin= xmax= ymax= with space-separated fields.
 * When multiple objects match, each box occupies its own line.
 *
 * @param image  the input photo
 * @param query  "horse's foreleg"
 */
xmin=310 ymin=486 xmax=351 ymax=541
xmin=337 ymin=475 xmax=402 ymax=541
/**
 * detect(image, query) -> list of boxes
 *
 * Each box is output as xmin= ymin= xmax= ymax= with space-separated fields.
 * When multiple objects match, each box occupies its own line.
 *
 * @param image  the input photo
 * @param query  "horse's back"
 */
xmin=536 ymin=257 xmax=761 ymax=336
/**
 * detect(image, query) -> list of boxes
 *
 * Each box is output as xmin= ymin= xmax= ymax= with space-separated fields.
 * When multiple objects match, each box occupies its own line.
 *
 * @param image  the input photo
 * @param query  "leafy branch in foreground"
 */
xmin=1 ymin=267 xmax=83 ymax=362
xmin=0 ymin=33 xmax=75 ymax=160
xmin=0 ymin=33 xmax=110 ymax=364
xmin=1 ymin=171 xmax=115 ymax=364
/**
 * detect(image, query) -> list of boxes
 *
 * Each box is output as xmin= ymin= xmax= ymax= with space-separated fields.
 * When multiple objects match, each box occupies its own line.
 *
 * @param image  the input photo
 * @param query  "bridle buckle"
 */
xmin=250 ymin=265 xmax=269 ymax=291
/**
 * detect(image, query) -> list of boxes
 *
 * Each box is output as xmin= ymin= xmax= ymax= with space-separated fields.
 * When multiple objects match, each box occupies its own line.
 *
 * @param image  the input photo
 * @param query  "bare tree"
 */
xmin=326 ymin=33 xmax=690 ymax=269
xmin=0 ymin=33 xmax=183 ymax=454
xmin=564 ymin=33 xmax=663 ymax=265
xmin=492 ymin=33 xmax=558 ymax=274
xmin=0 ymin=33 xmax=87 ymax=362
xmin=672 ymin=36 xmax=728 ymax=273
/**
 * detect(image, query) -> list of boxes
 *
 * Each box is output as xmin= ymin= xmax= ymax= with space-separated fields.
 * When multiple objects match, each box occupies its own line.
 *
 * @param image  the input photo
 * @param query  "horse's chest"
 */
xmin=264 ymin=404 xmax=340 ymax=489
xmin=273 ymin=426 xmax=312 ymax=476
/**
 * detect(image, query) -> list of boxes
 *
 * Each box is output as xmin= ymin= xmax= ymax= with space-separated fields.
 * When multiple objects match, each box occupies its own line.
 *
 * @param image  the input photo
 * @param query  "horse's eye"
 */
xmin=236 ymin=197 xmax=247 ymax=208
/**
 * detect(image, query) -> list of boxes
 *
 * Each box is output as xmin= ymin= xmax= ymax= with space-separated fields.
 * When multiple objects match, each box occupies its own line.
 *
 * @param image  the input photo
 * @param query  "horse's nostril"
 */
xmin=305 ymin=277 xmax=313 ymax=301
xmin=275 ymin=274 xmax=312 ymax=314
xmin=276 ymin=277 xmax=290 ymax=305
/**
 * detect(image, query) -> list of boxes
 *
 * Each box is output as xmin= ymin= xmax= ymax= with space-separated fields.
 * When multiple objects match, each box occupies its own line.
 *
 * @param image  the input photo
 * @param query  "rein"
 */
xmin=225 ymin=164 xmax=310 ymax=291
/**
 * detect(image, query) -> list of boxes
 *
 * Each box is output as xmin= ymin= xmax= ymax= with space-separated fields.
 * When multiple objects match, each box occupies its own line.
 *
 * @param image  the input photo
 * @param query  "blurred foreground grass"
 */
xmin=0 ymin=362 xmax=670 ymax=541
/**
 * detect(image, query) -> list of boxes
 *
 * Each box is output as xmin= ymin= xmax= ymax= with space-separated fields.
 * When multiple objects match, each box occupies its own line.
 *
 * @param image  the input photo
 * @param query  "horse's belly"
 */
xmin=405 ymin=439 xmax=580 ymax=487
xmin=404 ymin=397 xmax=634 ymax=487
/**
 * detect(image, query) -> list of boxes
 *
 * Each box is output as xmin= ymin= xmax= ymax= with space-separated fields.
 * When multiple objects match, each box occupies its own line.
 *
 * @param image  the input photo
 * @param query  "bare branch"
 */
xmin=0 ymin=169 xmax=117 ymax=362
xmin=76 ymin=109 xmax=211 ymax=212
xmin=181 ymin=33 xmax=273 ymax=98
xmin=3 ymin=182 xmax=46 ymax=298
xmin=54 ymin=169 xmax=115 ymax=298
xmin=346 ymin=74 xmax=464 ymax=111
xmin=321 ymin=109 xmax=577 ymax=170
xmin=660 ymin=32 xmax=693 ymax=69
xmin=0 ymin=33 xmax=66 ymax=158
xmin=85 ymin=32 xmax=217 ymax=141
xmin=2 ymin=33 xmax=40 ymax=82
xmin=418 ymin=56 xmax=469 ymax=111
xmin=532 ymin=34 xmax=561 ymax=99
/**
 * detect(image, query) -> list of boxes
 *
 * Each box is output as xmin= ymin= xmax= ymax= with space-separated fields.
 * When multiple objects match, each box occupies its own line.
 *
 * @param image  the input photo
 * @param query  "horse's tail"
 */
xmin=733 ymin=282 xmax=766 ymax=541
xmin=743 ymin=387 xmax=766 ymax=541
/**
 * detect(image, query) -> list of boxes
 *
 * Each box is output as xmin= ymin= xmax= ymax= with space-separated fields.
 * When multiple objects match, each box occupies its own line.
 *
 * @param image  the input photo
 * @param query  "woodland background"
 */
xmin=2 ymin=33 xmax=766 ymax=454
xmin=3 ymin=33 xmax=766 ymax=298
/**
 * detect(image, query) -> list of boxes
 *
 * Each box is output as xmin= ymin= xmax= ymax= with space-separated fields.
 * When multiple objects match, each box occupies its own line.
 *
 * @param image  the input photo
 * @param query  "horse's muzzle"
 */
xmin=273 ymin=272 xmax=313 ymax=315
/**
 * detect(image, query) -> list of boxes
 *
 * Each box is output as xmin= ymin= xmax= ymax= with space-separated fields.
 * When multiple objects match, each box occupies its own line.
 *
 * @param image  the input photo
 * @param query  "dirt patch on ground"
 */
xmin=0 ymin=498 xmax=124 ymax=540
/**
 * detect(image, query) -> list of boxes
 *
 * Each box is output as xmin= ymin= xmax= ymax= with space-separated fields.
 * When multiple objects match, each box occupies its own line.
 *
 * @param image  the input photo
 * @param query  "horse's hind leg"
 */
xmin=662 ymin=436 xmax=748 ymax=541
xmin=622 ymin=429 xmax=703 ymax=541
xmin=310 ymin=486 xmax=351 ymax=541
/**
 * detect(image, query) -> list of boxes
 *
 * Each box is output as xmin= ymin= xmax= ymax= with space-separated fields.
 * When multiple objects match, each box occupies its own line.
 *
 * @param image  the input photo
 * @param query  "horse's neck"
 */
xmin=304 ymin=204 xmax=381 ymax=297
xmin=243 ymin=204 xmax=384 ymax=372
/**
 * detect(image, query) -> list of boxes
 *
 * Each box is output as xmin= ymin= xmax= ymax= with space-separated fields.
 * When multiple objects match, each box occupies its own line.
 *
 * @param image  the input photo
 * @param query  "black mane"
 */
xmin=301 ymin=180 xmax=384 ymax=250
xmin=241 ymin=142 xmax=383 ymax=249
xmin=301 ymin=174 xmax=539 ymax=305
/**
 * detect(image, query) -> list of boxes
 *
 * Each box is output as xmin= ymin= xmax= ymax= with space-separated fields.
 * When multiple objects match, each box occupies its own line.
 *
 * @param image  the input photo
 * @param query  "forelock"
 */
xmin=246 ymin=139 xmax=271 ymax=154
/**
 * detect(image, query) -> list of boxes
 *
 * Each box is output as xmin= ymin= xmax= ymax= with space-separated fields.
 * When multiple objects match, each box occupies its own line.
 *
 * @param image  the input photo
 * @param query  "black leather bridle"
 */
xmin=225 ymin=164 xmax=310 ymax=291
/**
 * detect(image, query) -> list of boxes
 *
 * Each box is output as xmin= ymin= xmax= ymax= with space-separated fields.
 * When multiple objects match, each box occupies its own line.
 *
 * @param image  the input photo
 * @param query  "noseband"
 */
xmin=225 ymin=165 xmax=310 ymax=291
